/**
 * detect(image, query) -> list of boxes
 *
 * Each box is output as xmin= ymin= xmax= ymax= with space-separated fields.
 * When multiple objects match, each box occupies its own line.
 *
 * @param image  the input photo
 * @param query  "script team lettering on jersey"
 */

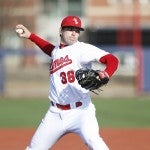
xmin=50 ymin=55 xmax=72 ymax=74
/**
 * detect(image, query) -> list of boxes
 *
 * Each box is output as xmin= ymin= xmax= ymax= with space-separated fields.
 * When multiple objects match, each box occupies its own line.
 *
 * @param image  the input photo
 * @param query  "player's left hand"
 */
xmin=75 ymin=69 xmax=109 ymax=92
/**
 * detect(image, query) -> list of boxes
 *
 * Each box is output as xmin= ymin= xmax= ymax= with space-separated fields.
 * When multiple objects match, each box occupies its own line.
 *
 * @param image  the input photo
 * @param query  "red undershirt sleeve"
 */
xmin=29 ymin=33 xmax=55 ymax=57
xmin=99 ymin=54 xmax=119 ymax=77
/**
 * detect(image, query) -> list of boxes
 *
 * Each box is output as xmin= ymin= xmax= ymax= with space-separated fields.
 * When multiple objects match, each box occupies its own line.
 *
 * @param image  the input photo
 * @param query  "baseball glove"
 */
xmin=75 ymin=68 xmax=109 ymax=93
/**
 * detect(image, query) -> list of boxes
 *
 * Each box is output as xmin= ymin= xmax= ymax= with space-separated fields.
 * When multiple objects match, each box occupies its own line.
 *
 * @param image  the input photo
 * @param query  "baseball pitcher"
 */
xmin=15 ymin=16 xmax=119 ymax=150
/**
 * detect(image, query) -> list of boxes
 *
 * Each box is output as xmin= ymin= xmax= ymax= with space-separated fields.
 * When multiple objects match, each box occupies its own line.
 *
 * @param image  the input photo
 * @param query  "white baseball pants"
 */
xmin=25 ymin=103 xmax=109 ymax=150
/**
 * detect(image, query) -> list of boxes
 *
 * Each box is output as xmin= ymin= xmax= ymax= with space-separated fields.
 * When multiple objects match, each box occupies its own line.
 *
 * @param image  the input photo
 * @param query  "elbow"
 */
xmin=100 ymin=54 xmax=119 ymax=77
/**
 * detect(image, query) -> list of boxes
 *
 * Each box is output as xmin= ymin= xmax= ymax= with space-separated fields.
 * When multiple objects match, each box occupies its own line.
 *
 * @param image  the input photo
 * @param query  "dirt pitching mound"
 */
xmin=0 ymin=128 xmax=150 ymax=150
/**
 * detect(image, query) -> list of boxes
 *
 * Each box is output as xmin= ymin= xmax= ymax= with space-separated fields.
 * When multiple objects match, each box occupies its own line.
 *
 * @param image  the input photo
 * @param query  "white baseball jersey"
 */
xmin=49 ymin=41 xmax=109 ymax=105
xmin=26 ymin=41 xmax=110 ymax=150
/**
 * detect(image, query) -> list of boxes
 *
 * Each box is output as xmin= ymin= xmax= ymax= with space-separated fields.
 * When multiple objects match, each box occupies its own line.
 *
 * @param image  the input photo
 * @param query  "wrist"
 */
xmin=28 ymin=33 xmax=33 ymax=39
xmin=98 ymin=71 xmax=109 ymax=79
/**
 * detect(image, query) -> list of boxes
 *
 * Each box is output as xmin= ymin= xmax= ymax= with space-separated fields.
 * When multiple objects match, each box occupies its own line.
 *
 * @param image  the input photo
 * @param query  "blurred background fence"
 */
xmin=0 ymin=0 xmax=150 ymax=98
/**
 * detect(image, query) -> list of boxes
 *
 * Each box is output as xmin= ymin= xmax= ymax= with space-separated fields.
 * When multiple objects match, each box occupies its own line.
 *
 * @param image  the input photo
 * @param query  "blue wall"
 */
xmin=143 ymin=47 xmax=150 ymax=92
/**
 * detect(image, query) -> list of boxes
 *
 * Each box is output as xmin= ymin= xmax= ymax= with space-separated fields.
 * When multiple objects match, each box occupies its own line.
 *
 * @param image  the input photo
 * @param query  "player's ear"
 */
xmin=59 ymin=28 xmax=62 ymax=37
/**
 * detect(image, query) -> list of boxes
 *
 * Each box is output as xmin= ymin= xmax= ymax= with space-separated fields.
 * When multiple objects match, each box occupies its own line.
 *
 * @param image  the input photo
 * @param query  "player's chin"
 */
xmin=67 ymin=40 xmax=77 ymax=45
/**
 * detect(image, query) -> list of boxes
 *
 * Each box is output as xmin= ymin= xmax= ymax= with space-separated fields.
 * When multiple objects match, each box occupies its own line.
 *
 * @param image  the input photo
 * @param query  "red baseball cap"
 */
xmin=61 ymin=16 xmax=84 ymax=31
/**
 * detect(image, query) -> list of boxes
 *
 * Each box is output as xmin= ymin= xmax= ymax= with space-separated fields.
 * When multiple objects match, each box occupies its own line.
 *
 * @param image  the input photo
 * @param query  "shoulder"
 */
xmin=74 ymin=42 xmax=92 ymax=50
xmin=76 ymin=41 xmax=102 ymax=49
xmin=75 ymin=41 xmax=90 ymax=47
xmin=76 ymin=42 xmax=107 ymax=53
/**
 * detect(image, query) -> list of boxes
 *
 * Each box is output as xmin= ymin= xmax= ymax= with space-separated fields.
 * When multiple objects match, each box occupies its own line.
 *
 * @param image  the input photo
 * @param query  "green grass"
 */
xmin=0 ymin=98 xmax=49 ymax=127
xmin=93 ymin=97 xmax=150 ymax=128
xmin=0 ymin=97 xmax=150 ymax=128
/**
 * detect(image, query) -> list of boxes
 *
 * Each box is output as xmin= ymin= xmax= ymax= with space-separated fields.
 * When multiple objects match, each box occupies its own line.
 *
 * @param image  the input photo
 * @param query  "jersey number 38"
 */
xmin=60 ymin=70 xmax=75 ymax=84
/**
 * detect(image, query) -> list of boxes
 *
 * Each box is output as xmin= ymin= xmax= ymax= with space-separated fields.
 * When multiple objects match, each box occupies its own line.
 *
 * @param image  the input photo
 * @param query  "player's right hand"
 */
xmin=15 ymin=24 xmax=31 ymax=39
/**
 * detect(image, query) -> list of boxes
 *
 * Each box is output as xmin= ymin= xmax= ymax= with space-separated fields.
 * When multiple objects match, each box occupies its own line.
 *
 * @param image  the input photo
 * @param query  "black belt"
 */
xmin=51 ymin=101 xmax=82 ymax=110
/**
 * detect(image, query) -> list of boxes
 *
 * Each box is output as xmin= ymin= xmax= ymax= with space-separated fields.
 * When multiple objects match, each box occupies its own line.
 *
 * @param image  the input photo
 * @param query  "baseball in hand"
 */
xmin=16 ymin=28 xmax=24 ymax=34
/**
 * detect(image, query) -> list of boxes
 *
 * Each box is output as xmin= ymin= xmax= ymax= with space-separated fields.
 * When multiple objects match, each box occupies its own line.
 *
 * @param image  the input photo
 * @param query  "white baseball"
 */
xmin=16 ymin=28 xmax=24 ymax=34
